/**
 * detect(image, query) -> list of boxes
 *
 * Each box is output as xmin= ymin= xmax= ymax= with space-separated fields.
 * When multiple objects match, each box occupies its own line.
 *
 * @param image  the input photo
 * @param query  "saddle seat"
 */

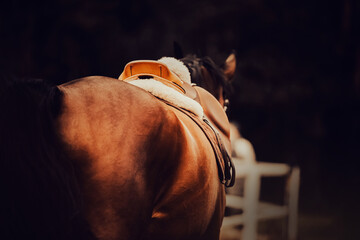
xmin=119 ymin=60 xmax=186 ymax=94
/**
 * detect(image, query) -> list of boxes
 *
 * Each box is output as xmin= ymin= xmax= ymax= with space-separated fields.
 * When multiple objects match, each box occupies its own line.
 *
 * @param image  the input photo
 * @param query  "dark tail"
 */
xmin=0 ymin=78 xmax=94 ymax=239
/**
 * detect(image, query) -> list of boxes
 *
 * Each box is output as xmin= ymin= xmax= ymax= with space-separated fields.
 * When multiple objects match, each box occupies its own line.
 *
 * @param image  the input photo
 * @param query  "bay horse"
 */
xmin=0 ymin=53 xmax=236 ymax=240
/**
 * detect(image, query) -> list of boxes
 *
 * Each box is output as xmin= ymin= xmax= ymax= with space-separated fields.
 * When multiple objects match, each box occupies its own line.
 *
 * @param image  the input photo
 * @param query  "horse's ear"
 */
xmin=222 ymin=52 xmax=236 ymax=80
xmin=173 ymin=41 xmax=184 ymax=59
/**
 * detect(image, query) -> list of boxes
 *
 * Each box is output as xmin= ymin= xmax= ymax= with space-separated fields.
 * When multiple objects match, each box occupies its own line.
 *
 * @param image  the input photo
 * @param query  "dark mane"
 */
xmin=180 ymin=55 xmax=233 ymax=99
xmin=0 ymin=77 xmax=94 ymax=239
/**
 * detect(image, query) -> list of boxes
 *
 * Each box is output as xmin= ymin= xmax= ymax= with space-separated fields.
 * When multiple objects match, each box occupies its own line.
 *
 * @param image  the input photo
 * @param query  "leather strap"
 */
xmin=182 ymin=82 xmax=200 ymax=103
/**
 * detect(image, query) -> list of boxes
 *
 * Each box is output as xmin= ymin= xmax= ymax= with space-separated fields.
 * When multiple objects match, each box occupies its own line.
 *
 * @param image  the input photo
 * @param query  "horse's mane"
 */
xmin=0 ymin=77 xmax=94 ymax=239
xmin=180 ymin=55 xmax=233 ymax=99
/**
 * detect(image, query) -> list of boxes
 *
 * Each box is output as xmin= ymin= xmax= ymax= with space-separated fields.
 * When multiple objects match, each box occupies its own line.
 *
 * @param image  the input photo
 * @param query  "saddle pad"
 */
xmin=128 ymin=79 xmax=204 ymax=117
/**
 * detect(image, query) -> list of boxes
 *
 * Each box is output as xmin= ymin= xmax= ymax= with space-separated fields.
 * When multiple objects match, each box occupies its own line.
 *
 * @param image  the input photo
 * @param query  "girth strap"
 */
xmin=203 ymin=117 xmax=236 ymax=187
xmin=161 ymin=99 xmax=236 ymax=187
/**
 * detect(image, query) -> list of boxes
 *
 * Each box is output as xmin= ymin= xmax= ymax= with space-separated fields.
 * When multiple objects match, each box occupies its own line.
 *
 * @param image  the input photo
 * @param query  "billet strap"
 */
xmin=160 ymin=99 xmax=236 ymax=187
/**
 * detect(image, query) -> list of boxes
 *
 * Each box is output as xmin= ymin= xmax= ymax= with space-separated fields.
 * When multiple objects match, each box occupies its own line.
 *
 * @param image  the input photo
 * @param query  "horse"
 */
xmin=0 ymin=53 xmax=236 ymax=240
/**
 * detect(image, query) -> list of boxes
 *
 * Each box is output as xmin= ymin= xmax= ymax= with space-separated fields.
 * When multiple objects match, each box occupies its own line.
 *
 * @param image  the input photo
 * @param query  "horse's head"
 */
xmin=180 ymin=53 xmax=236 ymax=110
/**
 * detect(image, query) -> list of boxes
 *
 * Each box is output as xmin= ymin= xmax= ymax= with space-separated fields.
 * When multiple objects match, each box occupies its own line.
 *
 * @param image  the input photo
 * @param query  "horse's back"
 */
xmin=57 ymin=76 xmax=224 ymax=239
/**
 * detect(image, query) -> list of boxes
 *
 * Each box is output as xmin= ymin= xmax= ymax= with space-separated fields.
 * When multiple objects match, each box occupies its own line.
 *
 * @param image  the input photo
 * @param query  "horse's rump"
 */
xmin=56 ymin=76 xmax=225 ymax=239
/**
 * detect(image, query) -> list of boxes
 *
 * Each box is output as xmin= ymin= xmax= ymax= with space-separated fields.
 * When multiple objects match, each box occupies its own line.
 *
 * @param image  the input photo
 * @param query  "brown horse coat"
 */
xmin=58 ymin=76 xmax=226 ymax=240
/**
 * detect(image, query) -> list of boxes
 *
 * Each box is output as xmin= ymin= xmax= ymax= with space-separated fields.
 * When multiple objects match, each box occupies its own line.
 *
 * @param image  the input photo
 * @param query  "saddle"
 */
xmin=119 ymin=60 xmax=235 ymax=187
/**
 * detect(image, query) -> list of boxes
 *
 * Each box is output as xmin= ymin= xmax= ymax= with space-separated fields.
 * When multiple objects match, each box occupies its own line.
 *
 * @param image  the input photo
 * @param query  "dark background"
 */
xmin=1 ymin=0 xmax=359 ymax=239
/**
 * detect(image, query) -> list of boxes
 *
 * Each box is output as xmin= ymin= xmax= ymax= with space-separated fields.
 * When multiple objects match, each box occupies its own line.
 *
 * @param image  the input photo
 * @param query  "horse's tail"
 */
xmin=0 ymin=78 xmax=94 ymax=240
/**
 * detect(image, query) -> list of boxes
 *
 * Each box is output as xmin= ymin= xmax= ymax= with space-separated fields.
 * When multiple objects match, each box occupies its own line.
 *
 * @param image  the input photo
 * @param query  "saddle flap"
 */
xmin=193 ymin=86 xmax=231 ymax=155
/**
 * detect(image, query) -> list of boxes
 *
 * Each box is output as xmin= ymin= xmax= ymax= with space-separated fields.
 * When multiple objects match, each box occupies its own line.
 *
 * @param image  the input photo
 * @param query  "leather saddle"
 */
xmin=119 ymin=60 xmax=235 ymax=187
